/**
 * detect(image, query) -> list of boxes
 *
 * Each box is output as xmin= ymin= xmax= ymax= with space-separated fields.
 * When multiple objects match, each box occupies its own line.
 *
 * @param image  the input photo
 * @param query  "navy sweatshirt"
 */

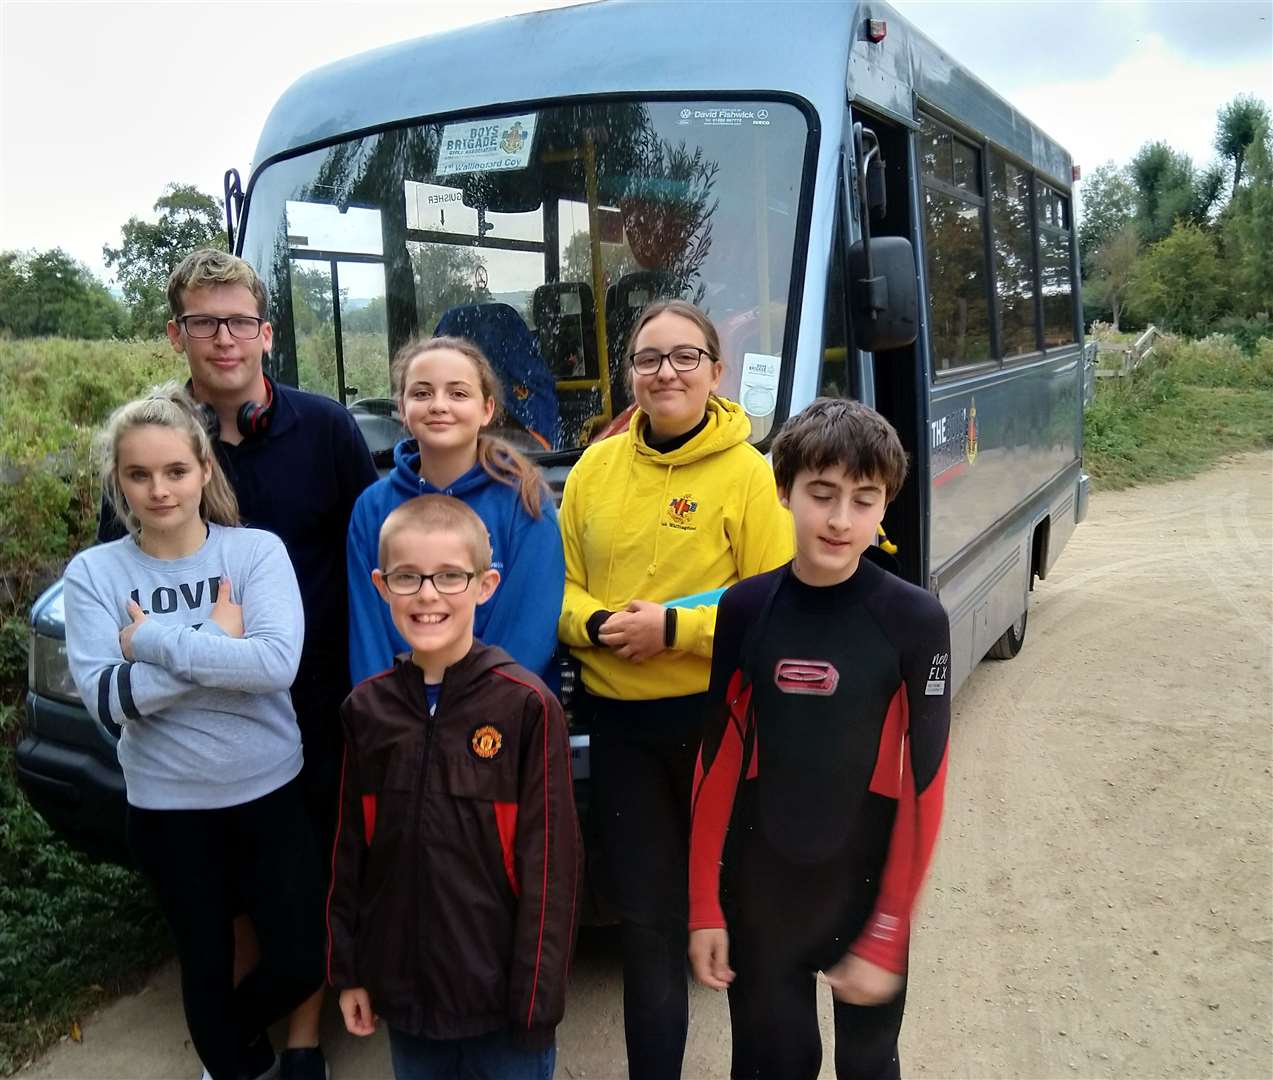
xmin=99 ymin=382 xmax=378 ymax=743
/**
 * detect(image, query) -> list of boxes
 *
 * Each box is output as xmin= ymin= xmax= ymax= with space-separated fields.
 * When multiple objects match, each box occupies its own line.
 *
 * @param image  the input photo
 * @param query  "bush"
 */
xmin=1213 ymin=315 xmax=1273 ymax=355
xmin=0 ymin=339 xmax=181 ymax=1073
xmin=1156 ymin=334 xmax=1273 ymax=389
xmin=0 ymin=339 xmax=184 ymax=624
xmin=1085 ymin=335 xmax=1273 ymax=488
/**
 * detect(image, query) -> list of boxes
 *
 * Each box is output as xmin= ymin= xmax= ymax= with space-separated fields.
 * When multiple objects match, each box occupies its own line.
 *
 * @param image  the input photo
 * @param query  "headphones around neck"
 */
xmin=192 ymin=376 xmax=276 ymax=440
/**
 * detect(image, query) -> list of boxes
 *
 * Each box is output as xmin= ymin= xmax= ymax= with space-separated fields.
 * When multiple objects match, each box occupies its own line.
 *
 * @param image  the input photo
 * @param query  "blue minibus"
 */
xmin=20 ymin=0 xmax=1086 ymax=861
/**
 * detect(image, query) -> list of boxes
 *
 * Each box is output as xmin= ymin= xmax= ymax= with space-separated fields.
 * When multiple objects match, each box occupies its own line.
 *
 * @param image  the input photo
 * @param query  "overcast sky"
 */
xmin=1 ymin=0 xmax=1269 ymax=284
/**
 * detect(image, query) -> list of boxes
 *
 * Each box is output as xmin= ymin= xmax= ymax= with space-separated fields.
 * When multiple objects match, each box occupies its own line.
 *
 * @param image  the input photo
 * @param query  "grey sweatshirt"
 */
xmin=63 ymin=523 xmax=305 ymax=810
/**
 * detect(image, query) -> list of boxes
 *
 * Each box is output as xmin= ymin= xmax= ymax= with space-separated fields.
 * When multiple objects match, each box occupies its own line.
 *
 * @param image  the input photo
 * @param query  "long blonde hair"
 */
xmin=97 ymin=382 xmax=240 ymax=540
xmin=390 ymin=335 xmax=547 ymax=518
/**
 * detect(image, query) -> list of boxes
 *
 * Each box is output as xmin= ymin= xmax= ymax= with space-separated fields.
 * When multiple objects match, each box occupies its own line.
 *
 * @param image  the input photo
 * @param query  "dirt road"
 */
xmin=20 ymin=453 xmax=1272 ymax=1080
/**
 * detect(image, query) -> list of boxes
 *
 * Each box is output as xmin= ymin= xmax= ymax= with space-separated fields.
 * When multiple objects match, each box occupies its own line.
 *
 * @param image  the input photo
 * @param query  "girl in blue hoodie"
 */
xmin=347 ymin=336 xmax=565 ymax=685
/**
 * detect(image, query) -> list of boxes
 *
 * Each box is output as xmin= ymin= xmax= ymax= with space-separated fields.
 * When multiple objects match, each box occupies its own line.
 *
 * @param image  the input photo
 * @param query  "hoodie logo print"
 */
xmin=470 ymin=724 xmax=504 ymax=760
xmin=666 ymin=495 xmax=699 ymax=529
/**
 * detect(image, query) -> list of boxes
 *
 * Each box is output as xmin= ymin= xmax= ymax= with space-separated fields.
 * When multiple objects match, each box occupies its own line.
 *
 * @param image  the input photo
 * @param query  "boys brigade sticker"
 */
xmin=666 ymin=494 xmax=699 ymax=530
xmin=470 ymin=724 xmax=504 ymax=760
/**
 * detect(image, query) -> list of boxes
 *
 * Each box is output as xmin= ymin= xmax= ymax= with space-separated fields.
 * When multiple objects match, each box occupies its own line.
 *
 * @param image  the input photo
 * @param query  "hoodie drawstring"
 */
xmin=648 ymin=464 xmax=674 ymax=576
xmin=603 ymin=448 xmax=638 ymax=600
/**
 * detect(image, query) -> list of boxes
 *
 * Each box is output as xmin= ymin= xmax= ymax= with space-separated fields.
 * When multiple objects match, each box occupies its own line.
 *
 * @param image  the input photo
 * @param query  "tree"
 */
xmin=289 ymin=264 xmax=341 ymax=334
xmin=103 ymin=183 xmax=225 ymax=337
xmin=1221 ymin=119 xmax=1273 ymax=317
xmin=0 ymin=248 xmax=123 ymax=339
xmin=1215 ymin=95 xmax=1272 ymax=199
xmin=1087 ymin=227 xmax=1140 ymax=331
xmin=1128 ymin=223 xmax=1227 ymax=336
xmin=1077 ymin=162 xmax=1136 ymax=278
xmin=411 ymin=243 xmax=492 ymax=335
xmin=560 ymin=230 xmax=641 ymax=293
xmin=1129 ymin=143 xmax=1222 ymax=244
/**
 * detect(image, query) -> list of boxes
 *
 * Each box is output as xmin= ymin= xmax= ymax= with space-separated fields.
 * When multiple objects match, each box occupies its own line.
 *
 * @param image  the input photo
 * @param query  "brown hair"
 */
xmin=377 ymin=494 xmax=493 ymax=572
xmin=626 ymin=298 xmax=722 ymax=360
xmin=97 ymin=382 xmax=241 ymax=540
xmin=770 ymin=397 xmax=909 ymax=502
xmin=167 ymin=249 xmax=269 ymax=318
xmin=390 ymin=336 xmax=548 ymax=518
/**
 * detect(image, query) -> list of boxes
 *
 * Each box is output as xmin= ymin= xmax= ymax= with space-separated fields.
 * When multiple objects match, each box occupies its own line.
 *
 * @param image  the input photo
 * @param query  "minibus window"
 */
xmin=239 ymin=100 xmax=810 ymax=450
xmin=919 ymin=115 xmax=992 ymax=373
xmin=1037 ymin=182 xmax=1075 ymax=347
xmin=989 ymin=154 xmax=1039 ymax=358
xmin=285 ymin=201 xmax=391 ymax=402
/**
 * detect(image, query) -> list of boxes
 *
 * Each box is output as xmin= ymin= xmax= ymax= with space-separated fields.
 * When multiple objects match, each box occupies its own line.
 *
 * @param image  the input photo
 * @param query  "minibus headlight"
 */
xmin=28 ymin=632 xmax=80 ymax=703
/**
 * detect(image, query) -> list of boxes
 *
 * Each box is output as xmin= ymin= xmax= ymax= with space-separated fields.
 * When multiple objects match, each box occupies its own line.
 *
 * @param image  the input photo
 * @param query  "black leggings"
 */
xmin=127 ymin=777 xmax=325 ymax=1080
xmin=588 ymin=693 xmax=705 ymax=1080
xmin=724 ymin=800 xmax=906 ymax=1080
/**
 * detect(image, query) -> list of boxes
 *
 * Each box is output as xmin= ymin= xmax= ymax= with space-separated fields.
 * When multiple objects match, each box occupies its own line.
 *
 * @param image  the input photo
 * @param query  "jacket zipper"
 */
xmin=412 ymin=677 xmax=441 ymax=1016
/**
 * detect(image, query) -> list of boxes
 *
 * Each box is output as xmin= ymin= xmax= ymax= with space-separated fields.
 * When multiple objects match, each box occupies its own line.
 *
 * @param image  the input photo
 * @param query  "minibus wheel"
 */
xmin=987 ymin=610 xmax=1027 ymax=660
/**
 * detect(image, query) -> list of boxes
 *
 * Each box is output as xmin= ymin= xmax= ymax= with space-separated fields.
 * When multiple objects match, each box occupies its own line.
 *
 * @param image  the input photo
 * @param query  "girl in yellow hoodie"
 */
xmin=558 ymin=299 xmax=792 ymax=1078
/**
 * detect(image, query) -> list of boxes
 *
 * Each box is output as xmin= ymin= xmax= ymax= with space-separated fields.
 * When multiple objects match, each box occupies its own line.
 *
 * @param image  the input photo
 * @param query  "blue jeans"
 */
xmin=388 ymin=1027 xmax=556 ymax=1080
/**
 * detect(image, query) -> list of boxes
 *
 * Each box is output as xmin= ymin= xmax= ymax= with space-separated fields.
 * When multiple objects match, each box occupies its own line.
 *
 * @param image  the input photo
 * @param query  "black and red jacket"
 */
xmin=326 ymin=642 xmax=581 ymax=1049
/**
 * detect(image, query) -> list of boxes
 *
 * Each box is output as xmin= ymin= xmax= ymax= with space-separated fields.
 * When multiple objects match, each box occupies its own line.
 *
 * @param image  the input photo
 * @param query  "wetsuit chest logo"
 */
xmin=773 ymin=659 xmax=840 ymax=696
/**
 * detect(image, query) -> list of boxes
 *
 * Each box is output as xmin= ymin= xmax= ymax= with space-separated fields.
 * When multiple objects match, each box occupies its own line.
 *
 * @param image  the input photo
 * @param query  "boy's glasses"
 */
xmin=629 ymin=346 xmax=714 ymax=376
xmin=178 ymin=315 xmax=265 ymax=340
xmin=382 ymin=569 xmax=477 ymax=596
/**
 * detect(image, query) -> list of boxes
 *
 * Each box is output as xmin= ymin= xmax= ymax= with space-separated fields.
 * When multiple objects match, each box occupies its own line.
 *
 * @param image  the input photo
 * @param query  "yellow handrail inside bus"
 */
xmin=583 ymin=136 xmax=613 ymax=420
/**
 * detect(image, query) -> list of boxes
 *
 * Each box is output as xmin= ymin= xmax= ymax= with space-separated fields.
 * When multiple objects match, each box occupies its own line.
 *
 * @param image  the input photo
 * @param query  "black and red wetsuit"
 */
xmin=689 ymin=558 xmax=951 ymax=1080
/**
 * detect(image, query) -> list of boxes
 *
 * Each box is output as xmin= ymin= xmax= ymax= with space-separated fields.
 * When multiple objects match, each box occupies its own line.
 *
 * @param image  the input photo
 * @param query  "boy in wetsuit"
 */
xmin=688 ymin=398 xmax=952 ymax=1080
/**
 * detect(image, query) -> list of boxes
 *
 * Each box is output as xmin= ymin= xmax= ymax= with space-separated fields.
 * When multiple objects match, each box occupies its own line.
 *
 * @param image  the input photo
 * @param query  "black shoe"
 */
xmin=279 ymin=1047 xmax=330 ymax=1080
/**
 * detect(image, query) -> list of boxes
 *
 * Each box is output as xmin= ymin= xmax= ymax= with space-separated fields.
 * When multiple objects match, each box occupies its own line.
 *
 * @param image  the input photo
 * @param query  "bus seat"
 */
xmin=533 ymin=283 xmax=597 ymax=379
xmin=348 ymin=399 xmax=408 ymax=473
xmin=434 ymin=302 xmax=560 ymax=449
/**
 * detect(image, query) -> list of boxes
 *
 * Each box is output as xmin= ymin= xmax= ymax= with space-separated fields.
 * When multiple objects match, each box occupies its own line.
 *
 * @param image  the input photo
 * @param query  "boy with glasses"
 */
xmin=98 ymin=249 xmax=377 ymax=1080
xmin=329 ymin=494 xmax=580 ymax=1079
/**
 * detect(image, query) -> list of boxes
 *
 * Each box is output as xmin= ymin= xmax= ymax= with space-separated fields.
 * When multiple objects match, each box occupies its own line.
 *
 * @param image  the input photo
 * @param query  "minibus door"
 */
xmin=844 ymin=108 xmax=926 ymax=587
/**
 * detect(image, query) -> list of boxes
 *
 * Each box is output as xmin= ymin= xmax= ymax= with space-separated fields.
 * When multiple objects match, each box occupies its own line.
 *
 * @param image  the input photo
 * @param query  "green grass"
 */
xmin=1084 ymin=335 xmax=1273 ymax=489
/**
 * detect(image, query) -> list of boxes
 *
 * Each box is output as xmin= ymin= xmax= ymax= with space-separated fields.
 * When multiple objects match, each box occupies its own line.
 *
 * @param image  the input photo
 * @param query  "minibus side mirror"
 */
xmin=848 ymin=235 xmax=918 ymax=353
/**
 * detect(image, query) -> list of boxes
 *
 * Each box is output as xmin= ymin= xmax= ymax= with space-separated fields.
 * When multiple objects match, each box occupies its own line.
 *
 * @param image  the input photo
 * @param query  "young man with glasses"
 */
xmin=98 ymin=249 xmax=377 ymax=1080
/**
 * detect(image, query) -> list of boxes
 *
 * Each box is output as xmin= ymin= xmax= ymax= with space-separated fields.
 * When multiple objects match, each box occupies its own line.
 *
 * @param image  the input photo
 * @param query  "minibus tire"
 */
xmin=987 ymin=610 xmax=1027 ymax=660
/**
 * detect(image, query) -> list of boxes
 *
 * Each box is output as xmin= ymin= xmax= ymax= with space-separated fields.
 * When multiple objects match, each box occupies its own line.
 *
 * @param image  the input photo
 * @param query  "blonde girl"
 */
xmin=62 ymin=384 xmax=323 ymax=1080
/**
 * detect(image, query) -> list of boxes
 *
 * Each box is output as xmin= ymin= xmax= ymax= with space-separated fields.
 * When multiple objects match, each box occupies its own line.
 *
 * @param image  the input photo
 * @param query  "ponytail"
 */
xmin=476 ymin=434 xmax=547 ymax=519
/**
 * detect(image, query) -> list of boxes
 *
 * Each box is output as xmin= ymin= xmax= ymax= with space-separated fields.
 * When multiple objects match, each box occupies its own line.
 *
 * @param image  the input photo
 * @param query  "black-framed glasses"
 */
xmin=179 ymin=315 xmax=265 ymax=340
xmin=382 ymin=569 xmax=478 ymax=596
xmin=629 ymin=346 xmax=715 ymax=376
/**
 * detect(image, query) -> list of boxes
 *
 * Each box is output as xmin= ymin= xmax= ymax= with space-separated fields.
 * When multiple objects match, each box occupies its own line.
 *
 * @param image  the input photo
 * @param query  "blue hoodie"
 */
xmin=347 ymin=439 xmax=565 ymax=684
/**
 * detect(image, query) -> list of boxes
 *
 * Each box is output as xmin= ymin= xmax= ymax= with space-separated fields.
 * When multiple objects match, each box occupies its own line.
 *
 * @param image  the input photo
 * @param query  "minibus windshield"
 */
xmin=238 ymin=98 xmax=811 ymax=450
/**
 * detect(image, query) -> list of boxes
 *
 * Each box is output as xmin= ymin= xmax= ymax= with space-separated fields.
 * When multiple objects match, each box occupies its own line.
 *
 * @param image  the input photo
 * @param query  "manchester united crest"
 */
xmin=470 ymin=724 xmax=504 ymax=760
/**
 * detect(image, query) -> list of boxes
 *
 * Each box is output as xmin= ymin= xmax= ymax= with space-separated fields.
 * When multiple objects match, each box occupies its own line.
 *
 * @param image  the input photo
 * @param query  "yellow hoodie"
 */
xmin=558 ymin=397 xmax=793 ymax=701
